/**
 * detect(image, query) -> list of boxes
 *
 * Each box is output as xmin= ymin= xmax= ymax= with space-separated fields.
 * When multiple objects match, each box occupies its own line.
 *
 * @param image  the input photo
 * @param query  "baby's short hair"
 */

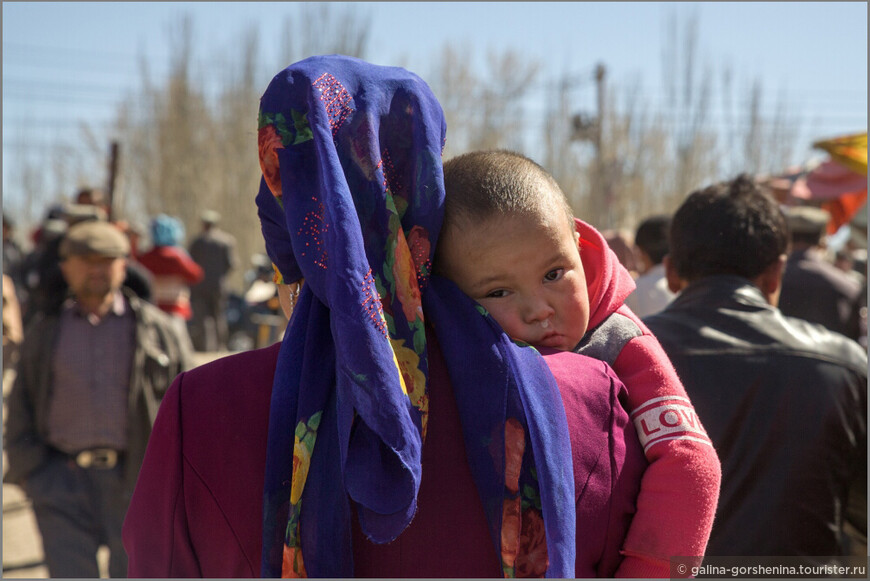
xmin=441 ymin=150 xmax=574 ymax=231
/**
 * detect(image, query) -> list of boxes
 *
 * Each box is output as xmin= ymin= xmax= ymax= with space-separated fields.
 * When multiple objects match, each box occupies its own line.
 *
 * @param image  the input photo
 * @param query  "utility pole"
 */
xmin=106 ymin=141 xmax=120 ymax=221
xmin=594 ymin=63 xmax=609 ymax=228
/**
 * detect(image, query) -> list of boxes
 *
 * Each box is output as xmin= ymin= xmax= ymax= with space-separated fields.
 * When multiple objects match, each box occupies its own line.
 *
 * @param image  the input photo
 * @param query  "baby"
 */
xmin=435 ymin=150 xmax=721 ymax=577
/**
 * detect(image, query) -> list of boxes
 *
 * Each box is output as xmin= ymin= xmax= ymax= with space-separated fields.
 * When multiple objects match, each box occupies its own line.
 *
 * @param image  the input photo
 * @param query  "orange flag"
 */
xmin=813 ymin=132 xmax=868 ymax=176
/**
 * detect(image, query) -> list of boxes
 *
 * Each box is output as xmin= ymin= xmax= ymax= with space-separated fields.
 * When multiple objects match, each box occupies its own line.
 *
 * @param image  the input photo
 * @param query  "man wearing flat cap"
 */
xmin=4 ymin=220 xmax=189 ymax=578
xmin=779 ymin=205 xmax=863 ymax=340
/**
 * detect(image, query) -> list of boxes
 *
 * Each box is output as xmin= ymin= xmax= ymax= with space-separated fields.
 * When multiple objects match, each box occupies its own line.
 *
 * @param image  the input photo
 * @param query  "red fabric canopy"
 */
xmin=790 ymin=160 xmax=867 ymax=234
xmin=791 ymin=161 xmax=867 ymax=201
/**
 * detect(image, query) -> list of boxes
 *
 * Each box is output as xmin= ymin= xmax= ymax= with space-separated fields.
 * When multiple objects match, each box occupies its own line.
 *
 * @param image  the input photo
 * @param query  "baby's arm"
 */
xmin=611 ymin=319 xmax=721 ymax=577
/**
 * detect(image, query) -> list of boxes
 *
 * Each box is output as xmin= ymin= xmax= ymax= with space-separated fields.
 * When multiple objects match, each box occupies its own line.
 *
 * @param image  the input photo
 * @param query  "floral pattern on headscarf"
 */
xmin=257 ymin=55 xmax=576 ymax=579
xmin=258 ymin=109 xmax=314 ymax=199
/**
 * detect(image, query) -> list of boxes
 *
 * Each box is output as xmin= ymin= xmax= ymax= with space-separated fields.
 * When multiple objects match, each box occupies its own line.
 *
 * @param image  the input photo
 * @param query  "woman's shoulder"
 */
xmin=184 ymin=343 xmax=281 ymax=383
xmin=176 ymin=343 xmax=282 ymax=416
xmin=171 ymin=344 xmax=281 ymax=474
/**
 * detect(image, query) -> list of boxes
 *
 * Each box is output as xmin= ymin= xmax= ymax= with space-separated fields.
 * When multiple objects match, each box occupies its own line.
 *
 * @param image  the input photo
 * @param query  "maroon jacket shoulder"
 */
xmin=124 ymin=343 xmax=281 ymax=577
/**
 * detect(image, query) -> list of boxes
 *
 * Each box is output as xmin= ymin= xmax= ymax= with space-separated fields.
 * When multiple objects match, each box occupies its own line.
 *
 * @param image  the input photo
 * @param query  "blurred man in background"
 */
xmin=778 ymin=205 xmax=863 ymax=341
xmin=625 ymin=214 xmax=675 ymax=317
xmin=4 ymin=220 xmax=189 ymax=578
xmin=188 ymin=210 xmax=237 ymax=352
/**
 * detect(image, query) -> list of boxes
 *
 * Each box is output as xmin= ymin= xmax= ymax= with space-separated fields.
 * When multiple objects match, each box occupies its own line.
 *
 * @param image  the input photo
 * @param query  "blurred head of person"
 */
xmin=200 ymin=210 xmax=221 ymax=231
xmin=666 ymin=173 xmax=789 ymax=305
xmin=633 ymin=214 xmax=671 ymax=272
xmin=602 ymin=229 xmax=638 ymax=276
xmin=3 ymin=213 xmax=15 ymax=242
xmin=59 ymin=220 xmax=130 ymax=314
xmin=783 ymin=205 xmax=831 ymax=251
xmin=62 ymin=203 xmax=108 ymax=227
xmin=150 ymin=214 xmax=185 ymax=247
xmin=75 ymin=186 xmax=108 ymax=210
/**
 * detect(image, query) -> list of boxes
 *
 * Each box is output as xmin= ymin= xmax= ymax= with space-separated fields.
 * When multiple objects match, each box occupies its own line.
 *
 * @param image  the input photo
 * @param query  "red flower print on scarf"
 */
xmin=392 ymin=230 xmax=423 ymax=324
xmin=282 ymin=544 xmax=307 ymax=578
xmin=406 ymin=225 xmax=432 ymax=285
xmin=504 ymin=417 xmax=525 ymax=494
xmin=259 ymin=124 xmax=284 ymax=198
xmin=501 ymin=497 xmax=521 ymax=571
xmin=516 ymin=509 xmax=549 ymax=578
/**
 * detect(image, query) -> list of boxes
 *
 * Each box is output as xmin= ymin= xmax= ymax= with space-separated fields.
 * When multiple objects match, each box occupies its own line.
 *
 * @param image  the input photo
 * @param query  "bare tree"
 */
xmin=210 ymin=26 xmax=265 ymax=287
xmin=538 ymin=9 xmax=804 ymax=235
xmin=605 ymin=77 xmax=667 ymax=227
xmin=4 ymin=117 xmax=108 ymax=233
xmin=429 ymin=43 xmax=479 ymax=157
xmin=661 ymin=9 xmax=719 ymax=202
xmin=540 ymin=71 xmax=594 ymax=220
xmin=108 ymin=5 xmax=374 ymax=291
xmin=116 ymin=14 xmax=213 ymax=227
xmin=279 ymin=3 xmax=371 ymax=66
xmin=473 ymin=51 xmax=540 ymax=151
xmin=88 ymin=6 xmax=805 ymax=294
xmin=4 ymin=124 xmax=52 ymax=230
xmin=736 ymin=81 xmax=800 ymax=176
xmin=431 ymin=46 xmax=540 ymax=157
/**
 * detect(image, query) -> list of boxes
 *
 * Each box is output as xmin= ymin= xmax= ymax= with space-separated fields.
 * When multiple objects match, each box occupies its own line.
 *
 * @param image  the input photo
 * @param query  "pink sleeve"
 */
xmin=611 ymin=321 xmax=721 ymax=578
xmin=122 ymin=372 xmax=203 ymax=577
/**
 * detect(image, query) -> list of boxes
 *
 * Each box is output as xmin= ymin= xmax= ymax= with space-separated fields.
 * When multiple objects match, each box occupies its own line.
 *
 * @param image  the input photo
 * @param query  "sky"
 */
xmin=2 ymin=1 xmax=868 ymax=217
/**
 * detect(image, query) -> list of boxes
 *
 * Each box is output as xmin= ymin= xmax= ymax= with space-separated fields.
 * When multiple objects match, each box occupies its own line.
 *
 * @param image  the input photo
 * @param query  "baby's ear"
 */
xmin=574 ymin=229 xmax=581 ymax=247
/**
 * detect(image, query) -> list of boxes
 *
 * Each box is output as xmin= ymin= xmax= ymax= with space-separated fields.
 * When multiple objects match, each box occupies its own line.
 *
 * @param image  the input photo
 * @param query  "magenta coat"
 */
xmin=123 ymin=335 xmax=645 ymax=578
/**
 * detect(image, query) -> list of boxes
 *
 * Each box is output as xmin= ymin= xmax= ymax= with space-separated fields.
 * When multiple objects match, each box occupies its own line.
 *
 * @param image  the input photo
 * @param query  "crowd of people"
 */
xmin=1 ymin=193 xmax=248 ymax=576
xmin=1 ymin=54 xmax=866 ymax=578
xmin=3 ymin=198 xmax=244 ymax=358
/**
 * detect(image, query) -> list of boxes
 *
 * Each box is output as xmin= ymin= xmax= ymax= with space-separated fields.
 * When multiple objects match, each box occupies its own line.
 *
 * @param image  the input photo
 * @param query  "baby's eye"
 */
xmin=485 ymin=289 xmax=509 ymax=299
xmin=544 ymin=268 xmax=565 ymax=282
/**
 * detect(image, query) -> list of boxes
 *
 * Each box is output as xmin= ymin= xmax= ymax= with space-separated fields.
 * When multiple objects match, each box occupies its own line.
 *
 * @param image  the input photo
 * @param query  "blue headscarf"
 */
xmin=257 ymin=55 xmax=575 ymax=578
xmin=149 ymin=214 xmax=185 ymax=247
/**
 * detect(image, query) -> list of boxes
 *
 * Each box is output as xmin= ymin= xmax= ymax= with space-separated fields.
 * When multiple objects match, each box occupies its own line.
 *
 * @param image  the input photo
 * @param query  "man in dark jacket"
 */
xmin=4 ymin=220 xmax=189 ymax=578
xmin=778 ymin=205 xmax=863 ymax=341
xmin=188 ymin=210 xmax=237 ymax=351
xmin=645 ymin=175 xmax=867 ymax=563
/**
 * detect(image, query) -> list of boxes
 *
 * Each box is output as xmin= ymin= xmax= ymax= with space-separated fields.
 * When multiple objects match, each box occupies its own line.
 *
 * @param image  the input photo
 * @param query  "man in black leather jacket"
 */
xmin=644 ymin=175 xmax=867 ymax=562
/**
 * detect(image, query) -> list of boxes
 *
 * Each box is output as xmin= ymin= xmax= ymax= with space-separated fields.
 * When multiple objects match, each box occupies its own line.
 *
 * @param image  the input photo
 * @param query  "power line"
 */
xmin=4 ymin=84 xmax=864 ymax=123
xmin=3 ymin=91 xmax=129 ymax=106
xmin=3 ymin=104 xmax=864 ymax=139
xmin=3 ymin=76 xmax=139 ymax=93
xmin=6 ymin=43 xmax=865 ymax=120
xmin=3 ymin=41 xmax=165 ymax=70
xmin=2 ymin=118 xmax=115 ymax=128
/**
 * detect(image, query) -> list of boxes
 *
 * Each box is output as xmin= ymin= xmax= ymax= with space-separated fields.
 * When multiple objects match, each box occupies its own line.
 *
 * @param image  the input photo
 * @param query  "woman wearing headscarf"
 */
xmin=123 ymin=55 xmax=645 ymax=578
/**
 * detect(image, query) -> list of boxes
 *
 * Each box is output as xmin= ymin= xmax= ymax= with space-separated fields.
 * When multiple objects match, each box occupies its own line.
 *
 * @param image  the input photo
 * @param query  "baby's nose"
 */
xmin=523 ymin=294 xmax=555 ymax=324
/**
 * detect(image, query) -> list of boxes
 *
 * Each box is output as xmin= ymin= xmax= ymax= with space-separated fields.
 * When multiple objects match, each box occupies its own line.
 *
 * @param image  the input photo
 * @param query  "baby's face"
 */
xmin=439 ymin=213 xmax=590 ymax=351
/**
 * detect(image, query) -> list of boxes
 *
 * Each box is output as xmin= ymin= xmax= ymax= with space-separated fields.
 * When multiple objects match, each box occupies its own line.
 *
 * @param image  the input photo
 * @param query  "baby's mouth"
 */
xmin=535 ymin=331 xmax=565 ymax=349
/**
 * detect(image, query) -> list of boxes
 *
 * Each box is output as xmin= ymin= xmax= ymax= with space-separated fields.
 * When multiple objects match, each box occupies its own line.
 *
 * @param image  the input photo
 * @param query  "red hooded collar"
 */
xmin=575 ymin=218 xmax=637 ymax=330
